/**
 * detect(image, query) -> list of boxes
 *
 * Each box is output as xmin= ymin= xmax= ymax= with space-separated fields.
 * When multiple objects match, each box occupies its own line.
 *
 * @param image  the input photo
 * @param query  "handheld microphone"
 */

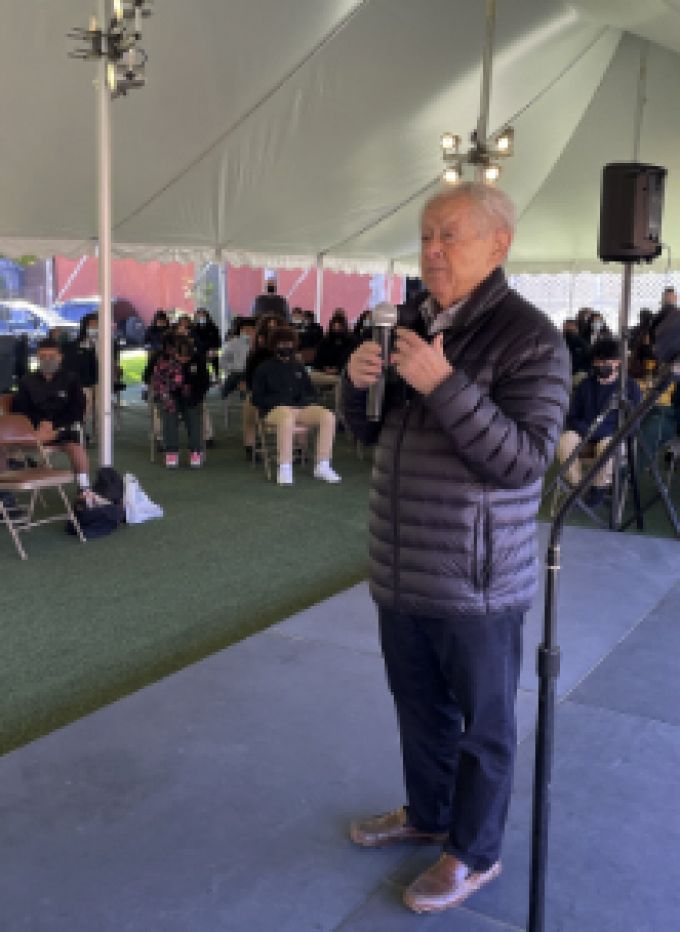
xmin=367 ymin=302 xmax=399 ymax=421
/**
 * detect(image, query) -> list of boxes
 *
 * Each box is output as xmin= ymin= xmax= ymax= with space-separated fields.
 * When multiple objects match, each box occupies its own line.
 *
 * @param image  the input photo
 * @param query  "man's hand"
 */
xmin=391 ymin=328 xmax=453 ymax=395
xmin=36 ymin=420 xmax=57 ymax=443
xmin=347 ymin=341 xmax=383 ymax=389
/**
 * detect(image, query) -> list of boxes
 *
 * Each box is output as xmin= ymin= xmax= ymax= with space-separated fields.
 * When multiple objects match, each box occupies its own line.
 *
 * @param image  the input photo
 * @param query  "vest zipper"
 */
xmin=483 ymin=497 xmax=492 ymax=609
xmin=392 ymin=399 xmax=412 ymax=609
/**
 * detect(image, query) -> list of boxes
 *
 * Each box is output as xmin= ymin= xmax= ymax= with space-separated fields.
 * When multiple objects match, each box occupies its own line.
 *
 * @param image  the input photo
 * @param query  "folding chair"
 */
xmin=663 ymin=436 xmax=680 ymax=491
xmin=0 ymin=393 xmax=13 ymax=416
xmin=223 ymin=390 xmax=244 ymax=430
xmin=254 ymin=413 xmax=313 ymax=481
xmin=0 ymin=414 xmax=86 ymax=559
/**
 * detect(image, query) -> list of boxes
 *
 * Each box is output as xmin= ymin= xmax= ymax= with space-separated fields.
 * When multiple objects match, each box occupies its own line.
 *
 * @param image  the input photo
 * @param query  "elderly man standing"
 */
xmin=342 ymin=183 xmax=570 ymax=914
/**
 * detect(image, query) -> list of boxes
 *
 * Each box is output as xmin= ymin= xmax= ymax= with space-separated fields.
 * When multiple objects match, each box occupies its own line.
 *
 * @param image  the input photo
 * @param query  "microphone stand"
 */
xmin=527 ymin=360 xmax=678 ymax=932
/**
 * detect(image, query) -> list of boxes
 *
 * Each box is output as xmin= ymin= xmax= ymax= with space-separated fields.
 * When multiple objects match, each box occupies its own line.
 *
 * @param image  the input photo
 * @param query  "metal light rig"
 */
xmin=440 ymin=0 xmax=514 ymax=185
xmin=67 ymin=0 xmax=153 ymax=466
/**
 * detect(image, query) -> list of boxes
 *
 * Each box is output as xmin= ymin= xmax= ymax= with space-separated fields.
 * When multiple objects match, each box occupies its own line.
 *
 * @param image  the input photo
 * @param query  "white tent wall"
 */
xmin=2 ymin=2 xmax=680 ymax=273
xmin=509 ymin=269 xmax=677 ymax=333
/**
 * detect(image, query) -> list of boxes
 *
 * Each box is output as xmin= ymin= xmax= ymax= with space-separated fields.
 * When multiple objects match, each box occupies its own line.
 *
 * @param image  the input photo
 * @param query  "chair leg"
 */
xmin=57 ymin=485 xmax=86 ymax=543
xmin=28 ymin=490 xmax=39 ymax=521
xmin=1 ymin=503 xmax=28 ymax=560
xmin=262 ymin=425 xmax=273 ymax=481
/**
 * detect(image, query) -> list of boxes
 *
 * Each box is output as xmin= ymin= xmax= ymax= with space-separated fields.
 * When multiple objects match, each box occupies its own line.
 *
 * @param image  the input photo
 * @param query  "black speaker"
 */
xmin=598 ymin=162 xmax=667 ymax=263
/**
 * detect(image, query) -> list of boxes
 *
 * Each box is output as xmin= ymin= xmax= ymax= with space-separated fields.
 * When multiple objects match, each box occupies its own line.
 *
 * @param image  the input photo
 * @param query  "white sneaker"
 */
xmin=314 ymin=461 xmax=341 ymax=483
xmin=277 ymin=464 xmax=294 ymax=486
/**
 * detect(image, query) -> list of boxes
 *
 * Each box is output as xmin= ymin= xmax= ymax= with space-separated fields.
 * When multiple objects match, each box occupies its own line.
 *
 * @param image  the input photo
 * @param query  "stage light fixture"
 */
xmin=437 ymin=1 xmax=513 ymax=186
xmin=493 ymin=127 xmax=514 ymax=156
xmin=484 ymin=163 xmax=501 ymax=183
xmin=439 ymin=125 xmax=513 ymax=186
xmin=106 ymin=61 xmax=117 ymax=92
xmin=441 ymin=133 xmax=460 ymax=154
xmin=68 ymin=0 xmax=152 ymax=99
xmin=443 ymin=164 xmax=462 ymax=184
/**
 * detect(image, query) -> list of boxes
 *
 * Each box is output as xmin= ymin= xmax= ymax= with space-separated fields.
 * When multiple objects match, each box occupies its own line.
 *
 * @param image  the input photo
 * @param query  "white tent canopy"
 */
xmin=3 ymin=0 xmax=680 ymax=273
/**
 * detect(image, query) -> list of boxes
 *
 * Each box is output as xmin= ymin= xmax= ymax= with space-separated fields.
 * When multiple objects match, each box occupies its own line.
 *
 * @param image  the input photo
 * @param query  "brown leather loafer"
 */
xmin=349 ymin=807 xmax=448 ymax=848
xmin=403 ymin=853 xmax=501 ymax=913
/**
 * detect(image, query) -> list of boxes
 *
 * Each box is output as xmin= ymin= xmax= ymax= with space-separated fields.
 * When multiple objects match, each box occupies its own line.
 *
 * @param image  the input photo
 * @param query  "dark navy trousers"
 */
xmin=378 ymin=607 xmax=524 ymax=872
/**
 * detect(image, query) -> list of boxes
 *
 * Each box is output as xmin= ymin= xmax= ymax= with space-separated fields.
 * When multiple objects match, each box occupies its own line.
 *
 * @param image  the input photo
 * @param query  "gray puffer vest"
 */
xmin=343 ymin=268 xmax=571 ymax=618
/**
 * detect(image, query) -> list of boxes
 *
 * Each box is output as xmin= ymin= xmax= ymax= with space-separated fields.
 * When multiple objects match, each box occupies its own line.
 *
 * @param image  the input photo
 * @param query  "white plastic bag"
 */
xmin=123 ymin=473 xmax=164 ymax=525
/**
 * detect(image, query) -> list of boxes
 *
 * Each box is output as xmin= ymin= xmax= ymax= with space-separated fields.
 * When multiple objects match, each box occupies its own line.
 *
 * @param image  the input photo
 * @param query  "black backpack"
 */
xmin=67 ymin=498 xmax=124 ymax=539
xmin=66 ymin=467 xmax=125 ymax=539
xmin=93 ymin=467 xmax=125 ymax=504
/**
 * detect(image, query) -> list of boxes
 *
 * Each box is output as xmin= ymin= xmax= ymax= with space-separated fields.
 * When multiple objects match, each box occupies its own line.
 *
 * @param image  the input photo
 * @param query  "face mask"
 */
xmin=276 ymin=346 xmax=295 ymax=361
xmin=39 ymin=358 xmax=60 ymax=376
xmin=594 ymin=363 xmax=614 ymax=380
xmin=87 ymin=329 xmax=98 ymax=340
xmin=197 ymin=318 xmax=206 ymax=326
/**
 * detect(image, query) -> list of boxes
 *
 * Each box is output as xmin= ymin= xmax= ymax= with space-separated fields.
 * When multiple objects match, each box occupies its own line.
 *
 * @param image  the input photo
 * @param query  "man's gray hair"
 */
xmin=422 ymin=182 xmax=516 ymax=236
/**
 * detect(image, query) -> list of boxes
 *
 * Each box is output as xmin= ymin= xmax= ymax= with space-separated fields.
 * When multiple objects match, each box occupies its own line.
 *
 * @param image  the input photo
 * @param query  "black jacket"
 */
xmin=61 ymin=338 xmax=122 ymax=389
xmin=245 ymin=347 xmax=273 ymax=391
xmin=252 ymin=357 xmax=315 ymax=415
xmin=145 ymin=323 xmax=171 ymax=352
xmin=151 ymin=351 xmax=210 ymax=409
xmin=13 ymin=368 xmax=85 ymax=429
xmin=252 ymin=293 xmax=290 ymax=321
xmin=62 ymin=340 xmax=97 ymax=388
xmin=313 ymin=333 xmax=356 ymax=372
xmin=191 ymin=319 xmax=221 ymax=356
xmin=342 ymin=268 xmax=571 ymax=618
xmin=566 ymin=374 xmax=642 ymax=441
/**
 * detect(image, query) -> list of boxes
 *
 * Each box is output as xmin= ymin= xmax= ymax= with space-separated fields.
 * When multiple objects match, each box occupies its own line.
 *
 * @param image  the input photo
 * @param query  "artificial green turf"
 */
xmin=3 ymin=394 xmax=678 ymax=757
xmin=119 ymin=349 xmax=147 ymax=384
xmin=1 ymin=396 xmax=372 ymax=755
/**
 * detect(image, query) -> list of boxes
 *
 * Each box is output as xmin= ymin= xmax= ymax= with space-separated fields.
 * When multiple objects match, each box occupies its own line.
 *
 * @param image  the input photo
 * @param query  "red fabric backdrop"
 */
xmin=54 ymin=257 xmax=405 ymax=328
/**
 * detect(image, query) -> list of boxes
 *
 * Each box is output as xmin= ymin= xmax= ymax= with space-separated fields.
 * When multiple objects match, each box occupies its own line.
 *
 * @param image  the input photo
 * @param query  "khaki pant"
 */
xmin=265 ymin=405 xmax=335 ymax=465
xmin=557 ymin=430 xmax=613 ymax=488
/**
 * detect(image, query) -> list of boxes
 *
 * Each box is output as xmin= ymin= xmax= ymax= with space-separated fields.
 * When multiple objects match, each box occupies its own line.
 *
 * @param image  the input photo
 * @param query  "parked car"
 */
xmin=53 ymin=297 xmax=100 ymax=324
xmin=0 ymin=300 xmax=78 ymax=350
xmin=54 ymin=297 xmax=146 ymax=346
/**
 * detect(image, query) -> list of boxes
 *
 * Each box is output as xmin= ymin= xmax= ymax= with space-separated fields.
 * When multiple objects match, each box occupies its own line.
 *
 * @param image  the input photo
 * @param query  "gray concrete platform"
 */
xmin=1 ymin=524 xmax=679 ymax=931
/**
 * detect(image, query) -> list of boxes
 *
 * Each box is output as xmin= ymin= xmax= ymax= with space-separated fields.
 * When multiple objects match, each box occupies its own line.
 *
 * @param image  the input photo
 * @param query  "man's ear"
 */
xmin=492 ymin=227 xmax=512 ymax=264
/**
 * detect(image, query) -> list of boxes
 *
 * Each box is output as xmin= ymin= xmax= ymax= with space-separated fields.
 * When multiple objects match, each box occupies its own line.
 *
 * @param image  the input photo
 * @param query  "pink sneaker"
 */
xmin=190 ymin=452 xmax=203 ymax=468
xmin=165 ymin=452 xmax=179 ymax=468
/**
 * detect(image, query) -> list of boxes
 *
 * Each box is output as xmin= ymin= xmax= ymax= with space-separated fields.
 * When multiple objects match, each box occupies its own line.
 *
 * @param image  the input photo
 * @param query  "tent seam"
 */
xmin=113 ymin=0 xmax=370 ymax=236
xmin=324 ymin=25 xmax=619 ymax=261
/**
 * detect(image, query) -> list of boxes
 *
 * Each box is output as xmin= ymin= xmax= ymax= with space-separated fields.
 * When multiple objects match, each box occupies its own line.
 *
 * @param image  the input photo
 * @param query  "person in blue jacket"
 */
xmin=557 ymin=336 xmax=642 ymax=506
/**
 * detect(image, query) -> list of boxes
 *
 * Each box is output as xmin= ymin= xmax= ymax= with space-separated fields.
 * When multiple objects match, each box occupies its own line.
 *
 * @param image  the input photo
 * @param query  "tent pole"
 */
xmin=97 ymin=0 xmax=113 ymax=467
xmin=315 ymin=254 xmax=324 ymax=323
xmin=612 ymin=40 xmax=649 ymax=524
xmin=45 ymin=259 xmax=54 ymax=313
xmin=475 ymin=0 xmax=496 ymax=182
xmin=217 ymin=252 xmax=228 ymax=343
xmin=386 ymin=259 xmax=395 ymax=304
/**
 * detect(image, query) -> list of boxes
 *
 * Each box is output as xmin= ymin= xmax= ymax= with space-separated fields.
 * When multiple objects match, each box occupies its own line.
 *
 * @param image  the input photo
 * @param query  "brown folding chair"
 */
xmin=0 ymin=414 xmax=86 ymax=560
xmin=254 ymin=413 xmax=312 ymax=481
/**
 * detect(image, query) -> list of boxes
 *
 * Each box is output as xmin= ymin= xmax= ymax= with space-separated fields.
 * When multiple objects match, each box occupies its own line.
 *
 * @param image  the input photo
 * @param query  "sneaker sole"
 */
xmin=349 ymin=828 xmax=448 ymax=848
